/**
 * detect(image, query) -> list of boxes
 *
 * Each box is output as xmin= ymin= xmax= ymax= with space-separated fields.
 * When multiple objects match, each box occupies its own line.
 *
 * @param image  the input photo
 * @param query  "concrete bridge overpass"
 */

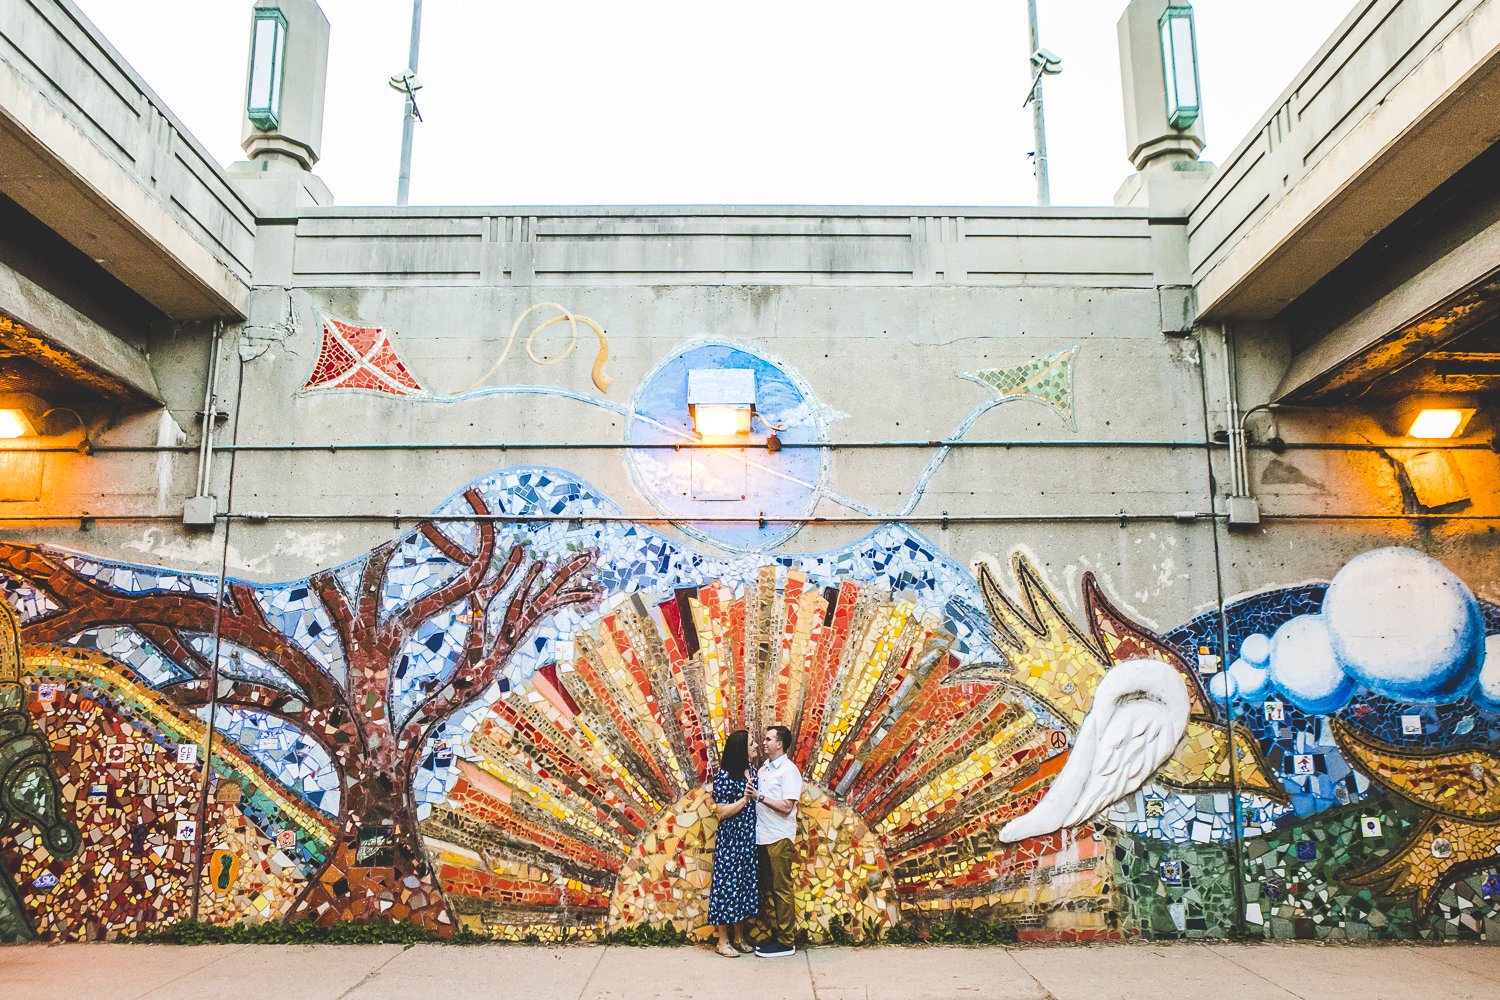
xmin=1189 ymin=0 xmax=1500 ymax=407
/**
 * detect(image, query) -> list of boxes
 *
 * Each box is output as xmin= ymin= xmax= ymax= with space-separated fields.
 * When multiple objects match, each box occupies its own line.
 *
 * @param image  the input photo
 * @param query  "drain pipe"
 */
xmin=1195 ymin=329 xmax=1252 ymax=940
xmin=1222 ymin=324 xmax=1260 ymax=528
xmin=185 ymin=323 xmax=223 ymax=528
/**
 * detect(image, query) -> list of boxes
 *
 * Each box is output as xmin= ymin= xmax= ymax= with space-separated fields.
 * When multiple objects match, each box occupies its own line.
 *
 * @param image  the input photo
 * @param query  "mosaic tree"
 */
xmin=0 ymin=488 xmax=600 ymax=933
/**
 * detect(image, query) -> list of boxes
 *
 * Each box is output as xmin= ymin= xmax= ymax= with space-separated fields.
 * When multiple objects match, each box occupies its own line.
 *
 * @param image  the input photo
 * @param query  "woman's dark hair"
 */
xmin=719 ymin=729 xmax=750 ymax=776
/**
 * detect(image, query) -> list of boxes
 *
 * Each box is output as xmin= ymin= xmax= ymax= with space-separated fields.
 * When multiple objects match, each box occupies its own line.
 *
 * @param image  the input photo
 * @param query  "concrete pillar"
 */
xmin=239 ymin=0 xmax=330 ymax=171
xmin=1118 ymin=0 xmax=1205 ymax=172
xmin=231 ymin=0 xmax=333 ymax=211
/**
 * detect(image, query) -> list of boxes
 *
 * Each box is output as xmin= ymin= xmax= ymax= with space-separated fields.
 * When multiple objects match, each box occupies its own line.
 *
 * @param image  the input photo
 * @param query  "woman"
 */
xmin=708 ymin=729 xmax=758 ymax=957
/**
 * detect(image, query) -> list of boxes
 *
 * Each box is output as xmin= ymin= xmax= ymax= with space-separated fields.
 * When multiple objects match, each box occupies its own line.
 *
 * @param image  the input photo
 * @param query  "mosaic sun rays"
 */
xmin=424 ymin=569 xmax=1114 ymax=942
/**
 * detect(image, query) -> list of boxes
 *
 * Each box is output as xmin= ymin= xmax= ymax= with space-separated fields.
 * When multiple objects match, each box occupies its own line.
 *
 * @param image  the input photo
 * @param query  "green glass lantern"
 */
xmin=1159 ymin=4 xmax=1201 ymax=130
xmin=246 ymin=7 xmax=288 ymax=131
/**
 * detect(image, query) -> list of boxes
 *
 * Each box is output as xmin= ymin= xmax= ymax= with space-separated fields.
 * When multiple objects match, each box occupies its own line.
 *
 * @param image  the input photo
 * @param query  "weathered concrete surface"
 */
xmin=0 ymin=0 xmax=254 ymax=319
xmin=1 ymin=943 xmax=1497 ymax=1000
xmin=1190 ymin=0 xmax=1500 ymax=321
xmin=0 ymin=262 xmax=162 ymax=404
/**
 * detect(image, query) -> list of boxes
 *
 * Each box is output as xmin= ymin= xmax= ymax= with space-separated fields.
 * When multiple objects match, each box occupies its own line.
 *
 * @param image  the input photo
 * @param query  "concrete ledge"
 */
xmin=0 ymin=265 xmax=161 ymax=404
xmin=1192 ymin=0 xmax=1500 ymax=320
xmin=0 ymin=17 xmax=250 ymax=319
xmin=1275 ymin=202 xmax=1500 ymax=400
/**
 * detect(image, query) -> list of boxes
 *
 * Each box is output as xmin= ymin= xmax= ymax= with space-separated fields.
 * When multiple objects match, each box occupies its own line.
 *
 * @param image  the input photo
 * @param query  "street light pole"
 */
xmin=395 ymin=0 xmax=424 ymax=206
xmin=1026 ymin=0 xmax=1050 ymax=206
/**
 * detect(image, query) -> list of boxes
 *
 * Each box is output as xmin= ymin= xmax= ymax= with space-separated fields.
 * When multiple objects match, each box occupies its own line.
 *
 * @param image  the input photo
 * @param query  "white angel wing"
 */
xmin=997 ymin=658 xmax=1190 ymax=843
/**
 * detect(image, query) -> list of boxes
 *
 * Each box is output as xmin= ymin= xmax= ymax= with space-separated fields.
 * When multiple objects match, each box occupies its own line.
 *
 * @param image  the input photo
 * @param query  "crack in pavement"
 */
xmin=1199 ymin=943 xmax=1307 ymax=1000
xmin=126 ymin=944 xmax=251 ymax=1000
xmin=1000 ymin=948 xmax=1059 ymax=1000
xmin=334 ymin=944 xmax=414 ymax=1000
xmin=573 ymin=945 xmax=609 ymax=1000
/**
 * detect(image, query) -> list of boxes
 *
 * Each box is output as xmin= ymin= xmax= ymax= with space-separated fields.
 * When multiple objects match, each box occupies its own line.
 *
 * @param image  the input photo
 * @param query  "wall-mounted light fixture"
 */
xmin=0 ymin=395 xmax=93 ymax=453
xmin=1394 ymin=395 xmax=1478 ymax=440
xmin=1406 ymin=407 xmax=1476 ymax=439
xmin=0 ymin=409 xmax=35 ymax=439
xmin=246 ymin=7 xmax=289 ymax=131
xmin=1159 ymin=3 xmax=1201 ymax=129
xmin=688 ymin=369 xmax=756 ymax=439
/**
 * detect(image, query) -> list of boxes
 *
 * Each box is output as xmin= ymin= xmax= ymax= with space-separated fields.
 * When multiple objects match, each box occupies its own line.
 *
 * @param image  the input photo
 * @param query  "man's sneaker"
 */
xmin=755 ymin=941 xmax=795 ymax=958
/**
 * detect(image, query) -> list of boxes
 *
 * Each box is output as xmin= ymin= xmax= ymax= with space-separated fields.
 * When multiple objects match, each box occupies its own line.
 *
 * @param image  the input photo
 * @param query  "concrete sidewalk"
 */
xmin=0 ymin=941 xmax=1495 ymax=1000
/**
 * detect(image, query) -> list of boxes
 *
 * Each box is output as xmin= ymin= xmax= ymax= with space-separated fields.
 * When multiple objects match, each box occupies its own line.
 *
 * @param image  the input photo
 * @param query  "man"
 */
xmin=752 ymin=724 xmax=802 ymax=957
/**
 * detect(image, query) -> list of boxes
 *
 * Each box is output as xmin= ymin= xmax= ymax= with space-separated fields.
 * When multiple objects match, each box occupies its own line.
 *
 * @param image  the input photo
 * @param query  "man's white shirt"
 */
xmin=755 ymin=754 xmax=803 ymax=845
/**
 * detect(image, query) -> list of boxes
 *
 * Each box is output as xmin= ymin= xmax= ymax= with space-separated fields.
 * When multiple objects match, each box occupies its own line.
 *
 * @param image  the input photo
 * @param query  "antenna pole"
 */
xmin=1027 ymin=0 xmax=1051 ymax=206
xmin=396 ymin=0 xmax=424 ymax=206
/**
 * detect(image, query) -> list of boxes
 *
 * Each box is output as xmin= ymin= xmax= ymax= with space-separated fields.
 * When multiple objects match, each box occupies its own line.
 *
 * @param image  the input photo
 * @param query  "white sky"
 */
xmin=76 ymin=1 xmax=1356 ymax=207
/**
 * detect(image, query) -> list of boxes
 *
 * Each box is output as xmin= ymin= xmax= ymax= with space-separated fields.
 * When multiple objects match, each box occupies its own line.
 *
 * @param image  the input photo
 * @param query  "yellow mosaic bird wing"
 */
xmin=1343 ymin=813 xmax=1500 ymax=914
xmin=1331 ymin=717 xmax=1500 ymax=822
xmin=976 ymin=554 xmax=1110 ymax=728
xmin=1154 ymin=718 xmax=1288 ymax=802
xmin=0 ymin=600 xmax=20 ymax=714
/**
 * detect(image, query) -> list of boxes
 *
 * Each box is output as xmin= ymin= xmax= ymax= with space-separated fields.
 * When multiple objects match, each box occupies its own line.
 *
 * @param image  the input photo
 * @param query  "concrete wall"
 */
xmin=0 ymin=2 xmax=1497 ymax=949
xmin=0 ymin=204 xmax=1496 ymax=944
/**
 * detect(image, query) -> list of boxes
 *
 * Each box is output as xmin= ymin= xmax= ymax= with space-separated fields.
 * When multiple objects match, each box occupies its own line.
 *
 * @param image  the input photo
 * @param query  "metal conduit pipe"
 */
xmin=193 ymin=322 xmax=221 ymax=497
xmin=5 ymin=439 xmax=1492 ymax=454
xmin=1193 ymin=327 xmax=1248 ymax=938
xmin=201 ymin=323 xmax=225 ymax=496
xmin=1224 ymin=323 xmax=1250 ymax=499
xmin=5 ymin=510 xmax=1500 ymax=525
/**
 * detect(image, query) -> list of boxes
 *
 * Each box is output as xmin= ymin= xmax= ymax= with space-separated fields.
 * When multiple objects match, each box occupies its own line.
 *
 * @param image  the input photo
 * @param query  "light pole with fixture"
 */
xmin=1023 ymin=0 xmax=1062 ymax=207
xmin=1159 ymin=4 xmax=1202 ymax=129
xmin=245 ymin=6 xmax=287 ymax=132
xmin=230 ymin=1 xmax=332 ymax=211
xmin=1118 ymin=0 xmax=1205 ymax=174
xmin=393 ymin=0 xmax=425 ymax=206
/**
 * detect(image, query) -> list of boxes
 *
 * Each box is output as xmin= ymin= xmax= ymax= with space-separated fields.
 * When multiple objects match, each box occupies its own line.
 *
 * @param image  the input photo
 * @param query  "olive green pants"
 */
xmin=758 ymin=839 xmax=796 ymax=944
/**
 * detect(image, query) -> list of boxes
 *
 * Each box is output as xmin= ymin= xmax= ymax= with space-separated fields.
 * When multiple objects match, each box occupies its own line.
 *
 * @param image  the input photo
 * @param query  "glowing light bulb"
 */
xmin=1406 ymin=408 xmax=1472 ymax=439
xmin=694 ymin=405 xmax=749 ymax=438
xmin=0 ymin=410 xmax=33 ymax=438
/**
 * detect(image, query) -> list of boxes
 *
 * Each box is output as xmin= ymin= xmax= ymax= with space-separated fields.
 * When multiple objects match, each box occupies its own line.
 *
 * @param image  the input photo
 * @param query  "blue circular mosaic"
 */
xmin=624 ymin=341 xmax=829 ymax=552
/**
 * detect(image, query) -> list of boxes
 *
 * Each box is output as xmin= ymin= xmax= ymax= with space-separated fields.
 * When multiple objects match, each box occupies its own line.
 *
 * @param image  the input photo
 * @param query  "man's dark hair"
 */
xmin=766 ymin=724 xmax=792 ymax=753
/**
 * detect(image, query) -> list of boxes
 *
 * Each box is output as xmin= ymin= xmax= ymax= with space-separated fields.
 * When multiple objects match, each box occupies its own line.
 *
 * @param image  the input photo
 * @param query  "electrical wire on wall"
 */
xmin=1198 ymin=324 xmax=1250 ymax=939
xmin=185 ymin=328 xmax=246 ymax=923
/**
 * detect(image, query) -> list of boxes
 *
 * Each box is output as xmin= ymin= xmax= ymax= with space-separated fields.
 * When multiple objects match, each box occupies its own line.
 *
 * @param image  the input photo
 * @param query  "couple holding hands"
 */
xmin=708 ymin=725 xmax=803 ymax=958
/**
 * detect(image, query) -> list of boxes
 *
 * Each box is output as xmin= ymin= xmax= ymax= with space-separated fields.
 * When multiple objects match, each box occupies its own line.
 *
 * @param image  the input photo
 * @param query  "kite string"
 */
xmin=452 ymin=302 xmax=612 ymax=395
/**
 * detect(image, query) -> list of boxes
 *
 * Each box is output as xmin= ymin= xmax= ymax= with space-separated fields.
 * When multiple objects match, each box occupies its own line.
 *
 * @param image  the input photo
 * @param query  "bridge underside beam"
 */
xmin=1195 ymin=1 xmax=1500 ymax=324
xmin=1275 ymin=163 xmax=1500 ymax=403
xmin=0 ymin=264 xmax=162 ymax=406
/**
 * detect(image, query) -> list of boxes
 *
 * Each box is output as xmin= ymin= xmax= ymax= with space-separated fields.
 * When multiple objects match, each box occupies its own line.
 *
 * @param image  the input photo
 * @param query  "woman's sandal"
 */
xmin=731 ymin=939 xmax=754 ymax=954
xmin=716 ymin=944 xmax=740 ymax=958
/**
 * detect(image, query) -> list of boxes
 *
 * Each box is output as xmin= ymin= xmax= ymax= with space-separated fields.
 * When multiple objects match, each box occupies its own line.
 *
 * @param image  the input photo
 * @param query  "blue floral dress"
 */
xmin=708 ymin=770 xmax=759 ymax=924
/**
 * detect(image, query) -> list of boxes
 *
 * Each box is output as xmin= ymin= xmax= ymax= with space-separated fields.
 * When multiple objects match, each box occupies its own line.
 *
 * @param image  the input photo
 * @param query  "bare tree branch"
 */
xmin=400 ymin=550 xmax=600 ymax=754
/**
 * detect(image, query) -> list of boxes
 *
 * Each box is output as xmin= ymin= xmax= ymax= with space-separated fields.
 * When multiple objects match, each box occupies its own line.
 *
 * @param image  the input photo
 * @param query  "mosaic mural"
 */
xmin=0 ymin=317 xmax=1497 ymax=942
xmin=298 ymin=304 xmax=1081 ymax=546
xmin=0 ymin=462 xmax=1496 ymax=942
